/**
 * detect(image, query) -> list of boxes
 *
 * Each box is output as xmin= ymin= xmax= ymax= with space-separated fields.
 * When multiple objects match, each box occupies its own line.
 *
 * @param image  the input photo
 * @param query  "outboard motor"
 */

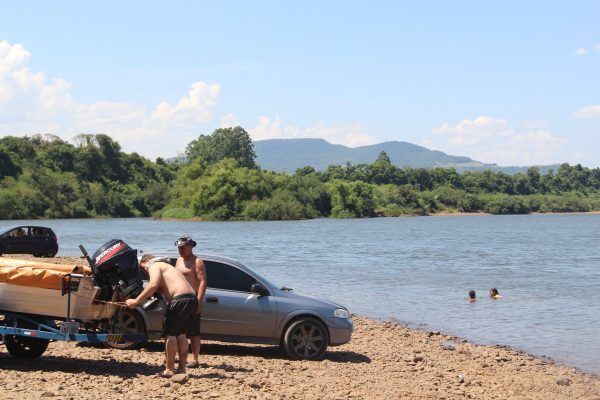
xmin=89 ymin=239 xmax=143 ymax=300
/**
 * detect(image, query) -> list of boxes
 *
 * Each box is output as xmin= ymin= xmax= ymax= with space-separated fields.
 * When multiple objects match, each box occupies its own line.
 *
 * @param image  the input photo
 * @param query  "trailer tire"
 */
xmin=5 ymin=335 xmax=49 ymax=359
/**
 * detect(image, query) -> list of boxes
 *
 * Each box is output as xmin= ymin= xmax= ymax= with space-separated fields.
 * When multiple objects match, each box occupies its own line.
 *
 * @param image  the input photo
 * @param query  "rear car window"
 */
xmin=31 ymin=227 xmax=50 ymax=236
xmin=204 ymin=261 xmax=257 ymax=292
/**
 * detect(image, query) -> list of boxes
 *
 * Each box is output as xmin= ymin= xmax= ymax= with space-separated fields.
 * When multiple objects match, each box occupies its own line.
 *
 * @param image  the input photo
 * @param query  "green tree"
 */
xmin=375 ymin=151 xmax=391 ymax=165
xmin=0 ymin=149 xmax=21 ymax=178
xmin=328 ymin=180 xmax=376 ymax=218
xmin=185 ymin=126 xmax=257 ymax=169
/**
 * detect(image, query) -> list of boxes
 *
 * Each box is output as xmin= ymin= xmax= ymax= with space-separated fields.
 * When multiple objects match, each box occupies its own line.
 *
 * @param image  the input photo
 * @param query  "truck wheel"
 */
xmin=5 ymin=335 xmax=49 ymax=359
xmin=282 ymin=317 xmax=329 ymax=360
xmin=104 ymin=309 xmax=146 ymax=350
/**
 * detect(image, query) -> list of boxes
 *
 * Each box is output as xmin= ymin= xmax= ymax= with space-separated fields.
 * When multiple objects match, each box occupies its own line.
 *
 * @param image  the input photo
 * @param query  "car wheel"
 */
xmin=282 ymin=317 xmax=329 ymax=360
xmin=45 ymin=249 xmax=57 ymax=257
xmin=32 ymin=253 xmax=43 ymax=258
xmin=104 ymin=308 xmax=146 ymax=350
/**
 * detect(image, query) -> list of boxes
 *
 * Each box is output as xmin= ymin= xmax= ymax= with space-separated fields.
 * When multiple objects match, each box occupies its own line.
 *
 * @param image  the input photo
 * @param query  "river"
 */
xmin=2 ymin=214 xmax=599 ymax=373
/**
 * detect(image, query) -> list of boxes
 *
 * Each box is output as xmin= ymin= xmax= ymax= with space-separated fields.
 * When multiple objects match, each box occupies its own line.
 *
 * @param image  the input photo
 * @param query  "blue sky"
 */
xmin=1 ymin=1 xmax=599 ymax=165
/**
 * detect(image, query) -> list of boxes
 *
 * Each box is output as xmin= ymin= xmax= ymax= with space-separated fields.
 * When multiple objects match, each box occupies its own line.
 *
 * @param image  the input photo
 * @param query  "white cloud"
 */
xmin=151 ymin=82 xmax=219 ymax=125
xmin=420 ymin=139 xmax=437 ymax=150
xmin=575 ymin=105 xmax=600 ymax=118
xmin=573 ymin=48 xmax=589 ymax=56
xmin=432 ymin=116 xmax=567 ymax=165
xmin=248 ymin=115 xmax=376 ymax=147
xmin=433 ymin=116 xmax=512 ymax=146
xmin=0 ymin=40 xmax=221 ymax=158
xmin=523 ymin=120 xmax=546 ymax=129
xmin=0 ymin=40 xmax=377 ymax=157
xmin=595 ymin=43 xmax=600 ymax=52
xmin=220 ymin=112 xmax=238 ymax=128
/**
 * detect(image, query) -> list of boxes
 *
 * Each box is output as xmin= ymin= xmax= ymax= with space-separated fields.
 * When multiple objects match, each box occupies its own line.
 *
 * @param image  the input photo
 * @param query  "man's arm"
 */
xmin=195 ymin=258 xmax=207 ymax=313
xmin=126 ymin=265 xmax=161 ymax=308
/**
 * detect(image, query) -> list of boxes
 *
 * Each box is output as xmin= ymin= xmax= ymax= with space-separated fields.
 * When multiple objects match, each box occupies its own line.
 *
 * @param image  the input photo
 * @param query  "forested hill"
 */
xmin=253 ymin=138 xmax=488 ymax=172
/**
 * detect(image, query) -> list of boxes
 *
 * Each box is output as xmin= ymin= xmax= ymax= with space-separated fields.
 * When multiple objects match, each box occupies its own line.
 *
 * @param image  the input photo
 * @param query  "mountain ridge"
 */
xmin=253 ymin=138 xmax=491 ymax=172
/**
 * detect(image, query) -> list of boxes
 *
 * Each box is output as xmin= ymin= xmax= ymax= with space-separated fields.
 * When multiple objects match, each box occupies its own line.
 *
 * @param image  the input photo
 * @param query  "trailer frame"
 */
xmin=0 ymin=273 xmax=161 ymax=359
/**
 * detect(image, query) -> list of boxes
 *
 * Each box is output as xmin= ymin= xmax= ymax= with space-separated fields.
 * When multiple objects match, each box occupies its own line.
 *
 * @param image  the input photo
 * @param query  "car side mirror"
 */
xmin=251 ymin=283 xmax=269 ymax=297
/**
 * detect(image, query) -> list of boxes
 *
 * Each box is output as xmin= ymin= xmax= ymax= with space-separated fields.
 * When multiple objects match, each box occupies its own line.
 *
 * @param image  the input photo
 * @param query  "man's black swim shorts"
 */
xmin=163 ymin=293 xmax=197 ymax=336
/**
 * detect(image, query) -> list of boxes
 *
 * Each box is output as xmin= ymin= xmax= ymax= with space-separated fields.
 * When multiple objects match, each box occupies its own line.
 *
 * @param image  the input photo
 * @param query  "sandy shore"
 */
xmin=1 ymin=256 xmax=599 ymax=399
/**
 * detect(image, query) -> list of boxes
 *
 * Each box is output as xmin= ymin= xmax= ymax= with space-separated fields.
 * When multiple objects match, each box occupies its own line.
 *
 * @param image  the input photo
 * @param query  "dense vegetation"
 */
xmin=0 ymin=134 xmax=175 ymax=219
xmin=2 ymin=128 xmax=600 ymax=220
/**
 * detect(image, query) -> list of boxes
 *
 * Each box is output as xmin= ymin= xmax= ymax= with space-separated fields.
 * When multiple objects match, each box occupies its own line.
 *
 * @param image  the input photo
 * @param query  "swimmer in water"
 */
xmin=468 ymin=290 xmax=477 ymax=302
xmin=489 ymin=287 xmax=503 ymax=299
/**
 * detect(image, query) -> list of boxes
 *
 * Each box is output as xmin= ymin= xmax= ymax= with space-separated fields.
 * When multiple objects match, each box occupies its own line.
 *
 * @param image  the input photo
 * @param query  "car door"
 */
xmin=29 ymin=227 xmax=47 ymax=253
xmin=0 ymin=229 xmax=19 ymax=253
xmin=10 ymin=227 xmax=30 ymax=254
xmin=201 ymin=260 xmax=278 ymax=338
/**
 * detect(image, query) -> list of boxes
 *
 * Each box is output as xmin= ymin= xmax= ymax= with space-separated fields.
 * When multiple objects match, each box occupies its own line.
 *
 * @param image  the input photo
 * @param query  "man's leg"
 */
xmin=190 ymin=336 xmax=201 ymax=363
xmin=164 ymin=336 xmax=178 ymax=375
xmin=176 ymin=334 xmax=189 ymax=373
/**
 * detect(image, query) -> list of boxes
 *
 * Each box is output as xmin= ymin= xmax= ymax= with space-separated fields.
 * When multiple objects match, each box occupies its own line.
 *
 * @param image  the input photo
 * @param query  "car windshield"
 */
xmin=0 ymin=226 xmax=18 ymax=236
xmin=1 ymin=228 xmax=27 ymax=238
xmin=242 ymin=263 xmax=284 ymax=290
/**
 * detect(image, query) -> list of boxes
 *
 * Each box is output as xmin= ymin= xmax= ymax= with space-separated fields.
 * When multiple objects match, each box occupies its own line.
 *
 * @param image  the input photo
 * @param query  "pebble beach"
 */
xmin=1 ymin=255 xmax=599 ymax=399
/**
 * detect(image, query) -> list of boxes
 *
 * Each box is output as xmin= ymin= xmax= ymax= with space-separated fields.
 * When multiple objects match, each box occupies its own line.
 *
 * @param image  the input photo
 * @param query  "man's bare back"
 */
xmin=149 ymin=261 xmax=195 ymax=300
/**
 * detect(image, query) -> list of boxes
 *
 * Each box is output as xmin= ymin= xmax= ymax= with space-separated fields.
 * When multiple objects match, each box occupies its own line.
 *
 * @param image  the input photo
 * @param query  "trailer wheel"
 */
xmin=5 ymin=335 xmax=49 ymax=359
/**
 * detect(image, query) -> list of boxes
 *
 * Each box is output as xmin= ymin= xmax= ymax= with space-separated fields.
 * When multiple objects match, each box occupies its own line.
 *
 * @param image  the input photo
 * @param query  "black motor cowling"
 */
xmin=91 ymin=239 xmax=143 ymax=299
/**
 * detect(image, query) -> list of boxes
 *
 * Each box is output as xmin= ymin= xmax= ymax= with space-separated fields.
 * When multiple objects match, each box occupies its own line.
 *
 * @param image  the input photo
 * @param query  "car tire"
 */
xmin=45 ymin=248 xmax=57 ymax=257
xmin=104 ymin=308 xmax=146 ymax=350
xmin=32 ymin=253 xmax=43 ymax=257
xmin=282 ymin=317 xmax=329 ymax=360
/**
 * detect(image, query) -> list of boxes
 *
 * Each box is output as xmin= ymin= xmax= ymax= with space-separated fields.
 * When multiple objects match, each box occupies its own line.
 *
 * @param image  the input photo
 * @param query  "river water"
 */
xmin=2 ymin=214 xmax=599 ymax=374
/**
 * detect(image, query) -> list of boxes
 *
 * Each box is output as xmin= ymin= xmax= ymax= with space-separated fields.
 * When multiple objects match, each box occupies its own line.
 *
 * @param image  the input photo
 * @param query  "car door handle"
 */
xmin=206 ymin=297 xmax=218 ymax=304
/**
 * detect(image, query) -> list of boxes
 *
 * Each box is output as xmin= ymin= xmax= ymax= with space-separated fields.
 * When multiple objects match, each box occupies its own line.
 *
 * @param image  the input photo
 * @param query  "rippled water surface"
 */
xmin=3 ymin=214 xmax=599 ymax=373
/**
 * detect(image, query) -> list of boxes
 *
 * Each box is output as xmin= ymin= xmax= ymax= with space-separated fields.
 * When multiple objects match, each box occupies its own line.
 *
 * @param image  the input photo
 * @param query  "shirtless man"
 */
xmin=174 ymin=236 xmax=207 ymax=368
xmin=126 ymin=254 xmax=197 ymax=377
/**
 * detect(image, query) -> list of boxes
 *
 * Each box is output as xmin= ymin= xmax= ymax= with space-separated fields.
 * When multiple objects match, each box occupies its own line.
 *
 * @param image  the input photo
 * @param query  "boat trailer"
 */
xmin=1 ymin=261 xmax=160 ymax=359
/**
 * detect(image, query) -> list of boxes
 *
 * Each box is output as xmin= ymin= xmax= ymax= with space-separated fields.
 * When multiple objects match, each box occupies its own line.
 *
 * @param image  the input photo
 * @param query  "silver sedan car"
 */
xmin=106 ymin=254 xmax=354 ymax=360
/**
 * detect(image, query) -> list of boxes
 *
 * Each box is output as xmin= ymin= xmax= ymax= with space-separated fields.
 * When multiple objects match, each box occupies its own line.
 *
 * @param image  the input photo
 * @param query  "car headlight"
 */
xmin=333 ymin=308 xmax=350 ymax=319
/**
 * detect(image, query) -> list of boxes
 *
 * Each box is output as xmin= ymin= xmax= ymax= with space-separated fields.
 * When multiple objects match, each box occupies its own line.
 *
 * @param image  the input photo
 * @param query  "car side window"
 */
xmin=204 ymin=261 xmax=257 ymax=292
xmin=32 ymin=227 xmax=48 ymax=236
xmin=8 ymin=228 xmax=28 ymax=238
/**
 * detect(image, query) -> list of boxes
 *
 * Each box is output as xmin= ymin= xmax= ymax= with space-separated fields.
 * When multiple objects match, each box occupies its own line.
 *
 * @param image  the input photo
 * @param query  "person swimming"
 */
xmin=489 ymin=287 xmax=503 ymax=299
xmin=468 ymin=290 xmax=477 ymax=302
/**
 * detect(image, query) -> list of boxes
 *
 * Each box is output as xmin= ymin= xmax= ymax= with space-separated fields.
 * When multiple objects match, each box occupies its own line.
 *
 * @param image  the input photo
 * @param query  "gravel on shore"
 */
xmin=1 ymin=255 xmax=599 ymax=399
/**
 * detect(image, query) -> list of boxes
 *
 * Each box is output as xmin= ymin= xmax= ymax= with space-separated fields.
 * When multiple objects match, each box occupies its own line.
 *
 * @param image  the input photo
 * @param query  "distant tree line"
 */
xmin=1 ymin=128 xmax=600 ymax=220
xmin=0 ymin=134 xmax=175 ymax=219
